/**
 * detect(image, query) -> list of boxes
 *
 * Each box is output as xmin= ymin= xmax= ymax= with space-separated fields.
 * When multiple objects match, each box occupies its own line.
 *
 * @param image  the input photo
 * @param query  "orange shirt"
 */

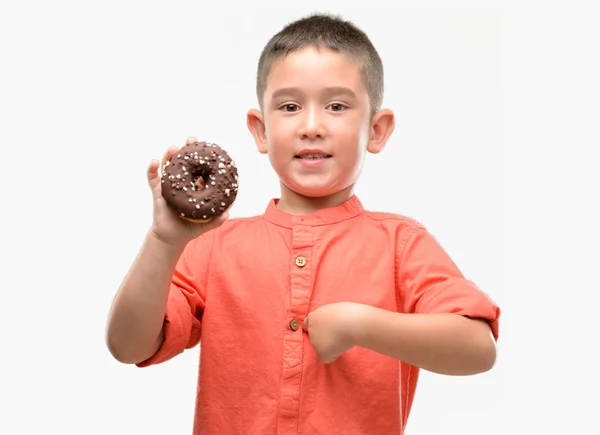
xmin=137 ymin=195 xmax=500 ymax=434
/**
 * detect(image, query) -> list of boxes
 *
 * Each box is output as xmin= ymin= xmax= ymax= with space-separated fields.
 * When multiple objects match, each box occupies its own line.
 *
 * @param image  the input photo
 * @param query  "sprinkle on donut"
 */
xmin=160 ymin=141 xmax=239 ymax=222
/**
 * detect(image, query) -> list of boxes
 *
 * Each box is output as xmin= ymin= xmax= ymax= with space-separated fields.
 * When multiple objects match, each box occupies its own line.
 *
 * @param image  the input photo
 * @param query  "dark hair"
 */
xmin=256 ymin=13 xmax=384 ymax=114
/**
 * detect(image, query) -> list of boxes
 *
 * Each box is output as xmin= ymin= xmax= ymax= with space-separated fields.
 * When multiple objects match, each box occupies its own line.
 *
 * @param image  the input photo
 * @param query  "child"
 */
xmin=106 ymin=13 xmax=500 ymax=435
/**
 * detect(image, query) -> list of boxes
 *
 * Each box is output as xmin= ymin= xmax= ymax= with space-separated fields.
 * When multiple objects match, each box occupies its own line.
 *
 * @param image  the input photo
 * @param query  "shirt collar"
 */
xmin=263 ymin=195 xmax=364 ymax=228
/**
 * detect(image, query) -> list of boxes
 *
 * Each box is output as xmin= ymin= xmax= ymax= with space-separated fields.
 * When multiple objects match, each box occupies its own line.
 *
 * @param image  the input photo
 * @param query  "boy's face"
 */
xmin=248 ymin=46 xmax=394 ymax=201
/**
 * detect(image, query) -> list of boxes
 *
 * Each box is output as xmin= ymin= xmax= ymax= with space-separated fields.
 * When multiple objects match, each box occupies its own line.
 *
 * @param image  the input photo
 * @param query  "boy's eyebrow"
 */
xmin=270 ymin=86 xmax=357 ymax=100
xmin=322 ymin=87 xmax=357 ymax=99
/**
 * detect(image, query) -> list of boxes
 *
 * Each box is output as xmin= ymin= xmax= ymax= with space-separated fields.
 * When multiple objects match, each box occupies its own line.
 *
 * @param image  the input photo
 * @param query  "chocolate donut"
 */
xmin=161 ymin=141 xmax=239 ymax=223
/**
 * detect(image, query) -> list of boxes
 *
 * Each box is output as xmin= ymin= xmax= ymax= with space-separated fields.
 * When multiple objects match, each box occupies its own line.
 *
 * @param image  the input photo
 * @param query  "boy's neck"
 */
xmin=276 ymin=183 xmax=355 ymax=215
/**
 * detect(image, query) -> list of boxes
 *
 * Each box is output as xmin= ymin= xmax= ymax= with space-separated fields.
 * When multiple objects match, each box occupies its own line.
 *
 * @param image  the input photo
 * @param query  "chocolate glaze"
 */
xmin=161 ymin=141 xmax=239 ymax=221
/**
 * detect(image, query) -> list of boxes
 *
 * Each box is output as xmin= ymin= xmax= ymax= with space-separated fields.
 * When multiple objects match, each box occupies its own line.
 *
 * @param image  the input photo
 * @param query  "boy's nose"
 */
xmin=299 ymin=109 xmax=325 ymax=139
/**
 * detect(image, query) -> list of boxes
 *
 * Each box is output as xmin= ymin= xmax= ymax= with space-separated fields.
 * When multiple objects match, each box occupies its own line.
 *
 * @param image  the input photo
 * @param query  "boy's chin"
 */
xmin=283 ymin=180 xmax=345 ymax=199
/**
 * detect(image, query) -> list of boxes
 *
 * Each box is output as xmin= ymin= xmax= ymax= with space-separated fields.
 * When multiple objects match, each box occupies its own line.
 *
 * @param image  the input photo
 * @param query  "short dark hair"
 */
xmin=256 ymin=13 xmax=384 ymax=114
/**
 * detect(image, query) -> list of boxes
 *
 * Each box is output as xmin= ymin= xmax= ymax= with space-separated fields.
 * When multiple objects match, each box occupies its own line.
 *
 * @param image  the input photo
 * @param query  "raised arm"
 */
xmin=105 ymin=137 xmax=227 ymax=364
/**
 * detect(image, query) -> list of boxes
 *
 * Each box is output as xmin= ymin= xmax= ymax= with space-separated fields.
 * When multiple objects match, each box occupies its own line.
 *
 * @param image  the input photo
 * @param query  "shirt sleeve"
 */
xmin=396 ymin=225 xmax=500 ymax=340
xmin=136 ymin=235 xmax=210 ymax=367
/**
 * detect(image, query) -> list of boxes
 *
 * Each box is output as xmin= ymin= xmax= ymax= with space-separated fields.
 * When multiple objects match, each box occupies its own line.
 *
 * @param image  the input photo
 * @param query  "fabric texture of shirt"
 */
xmin=137 ymin=195 xmax=500 ymax=434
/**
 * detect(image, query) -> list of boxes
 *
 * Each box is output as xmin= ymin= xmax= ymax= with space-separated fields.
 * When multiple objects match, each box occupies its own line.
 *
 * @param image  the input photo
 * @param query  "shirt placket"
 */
xmin=277 ymin=220 xmax=313 ymax=434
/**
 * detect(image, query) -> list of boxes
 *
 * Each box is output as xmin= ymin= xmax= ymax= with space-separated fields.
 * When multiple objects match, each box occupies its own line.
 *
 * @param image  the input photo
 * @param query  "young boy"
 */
xmin=106 ymin=13 xmax=500 ymax=435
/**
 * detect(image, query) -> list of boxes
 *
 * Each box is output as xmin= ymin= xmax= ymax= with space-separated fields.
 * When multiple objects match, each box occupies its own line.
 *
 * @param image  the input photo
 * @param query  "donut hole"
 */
xmin=191 ymin=168 xmax=211 ymax=190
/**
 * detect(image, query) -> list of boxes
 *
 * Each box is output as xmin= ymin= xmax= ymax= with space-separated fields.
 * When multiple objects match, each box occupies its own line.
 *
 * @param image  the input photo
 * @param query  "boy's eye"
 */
xmin=282 ymin=104 xmax=299 ymax=112
xmin=329 ymin=103 xmax=347 ymax=111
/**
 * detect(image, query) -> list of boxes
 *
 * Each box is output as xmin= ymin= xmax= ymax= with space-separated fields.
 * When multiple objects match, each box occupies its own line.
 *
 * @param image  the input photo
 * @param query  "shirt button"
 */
xmin=289 ymin=319 xmax=299 ymax=331
xmin=295 ymin=256 xmax=306 ymax=267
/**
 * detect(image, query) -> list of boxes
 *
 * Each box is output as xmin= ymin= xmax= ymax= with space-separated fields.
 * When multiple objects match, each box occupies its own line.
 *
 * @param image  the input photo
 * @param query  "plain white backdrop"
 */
xmin=1 ymin=0 xmax=598 ymax=434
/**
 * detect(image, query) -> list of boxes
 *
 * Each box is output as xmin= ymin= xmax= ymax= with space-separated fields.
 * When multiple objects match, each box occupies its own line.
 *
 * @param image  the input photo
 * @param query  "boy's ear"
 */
xmin=247 ymin=109 xmax=268 ymax=154
xmin=367 ymin=108 xmax=395 ymax=154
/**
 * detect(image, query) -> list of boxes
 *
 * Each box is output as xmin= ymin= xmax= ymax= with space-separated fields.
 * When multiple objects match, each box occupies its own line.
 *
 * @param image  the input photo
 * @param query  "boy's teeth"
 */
xmin=300 ymin=154 xmax=327 ymax=159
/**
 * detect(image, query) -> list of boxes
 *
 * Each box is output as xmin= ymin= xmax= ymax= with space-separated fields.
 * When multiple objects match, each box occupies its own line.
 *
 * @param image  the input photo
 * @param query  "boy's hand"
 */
xmin=303 ymin=302 xmax=365 ymax=364
xmin=147 ymin=136 xmax=228 ymax=248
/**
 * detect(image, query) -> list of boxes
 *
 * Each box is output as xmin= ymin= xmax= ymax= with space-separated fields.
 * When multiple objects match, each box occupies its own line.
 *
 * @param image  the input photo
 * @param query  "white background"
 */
xmin=1 ymin=0 xmax=598 ymax=434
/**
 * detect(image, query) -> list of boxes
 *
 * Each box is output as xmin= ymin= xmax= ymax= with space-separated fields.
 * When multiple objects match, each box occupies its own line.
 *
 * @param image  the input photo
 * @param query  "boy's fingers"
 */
xmin=161 ymin=146 xmax=179 ymax=169
xmin=158 ymin=138 xmax=196 ymax=172
xmin=147 ymin=159 xmax=159 ymax=184
xmin=186 ymin=136 xmax=198 ymax=145
xmin=302 ymin=317 xmax=309 ymax=332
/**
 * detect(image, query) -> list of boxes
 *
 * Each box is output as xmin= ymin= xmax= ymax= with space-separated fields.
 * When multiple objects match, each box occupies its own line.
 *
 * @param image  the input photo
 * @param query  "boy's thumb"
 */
xmin=302 ymin=316 xmax=309 ymax=332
